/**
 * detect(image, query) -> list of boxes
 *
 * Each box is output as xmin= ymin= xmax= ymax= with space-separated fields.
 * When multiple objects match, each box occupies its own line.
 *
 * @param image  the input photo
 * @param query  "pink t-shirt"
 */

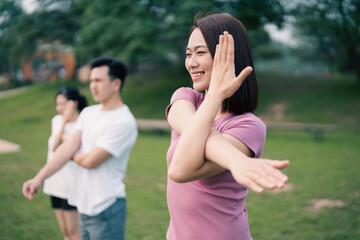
xmin=165 ymin=87 xmax=266 ymax=240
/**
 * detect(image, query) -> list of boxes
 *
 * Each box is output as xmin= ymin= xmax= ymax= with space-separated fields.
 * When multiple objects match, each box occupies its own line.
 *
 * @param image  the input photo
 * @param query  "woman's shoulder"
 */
xmin=219 ymin=113 xmax=266 ymax=157
xmin=173 ymin=87 xmax=199 ymax=95
xmin=171 ymin=87 xmax=203 ymax=104
xmin=51 ymin=114 xmax=63 ymax=123
xmin=241 ymin=113 xmax=266 ymax=126
xmin=223 ymin=112 xmax=266 ymax=130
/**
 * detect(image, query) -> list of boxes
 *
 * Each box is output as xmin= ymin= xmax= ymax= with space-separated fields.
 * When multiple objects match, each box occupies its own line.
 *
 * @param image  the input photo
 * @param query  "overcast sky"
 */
xmin=264 ymin=23 xmax=296 ymax=46
xmin=21 ymin=0 xmax=37 ymax=13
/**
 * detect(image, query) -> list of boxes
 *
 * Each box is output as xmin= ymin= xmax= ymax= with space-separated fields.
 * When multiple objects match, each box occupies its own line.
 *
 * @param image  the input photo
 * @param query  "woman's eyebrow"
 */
xmin=186 ymin=45 xmax=208 ymax=51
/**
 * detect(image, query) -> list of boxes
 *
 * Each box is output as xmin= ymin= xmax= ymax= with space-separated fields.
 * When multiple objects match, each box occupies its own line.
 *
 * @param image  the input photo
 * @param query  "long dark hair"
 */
xmin=191 ymin=13 xmax=258 ymax=114
xmin=55 ymin=86 xmax=88 ymax=112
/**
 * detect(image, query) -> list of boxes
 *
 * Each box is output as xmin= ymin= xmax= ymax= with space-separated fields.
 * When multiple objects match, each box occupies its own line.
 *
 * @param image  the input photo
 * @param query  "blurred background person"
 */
xmin=23 ymin=57 xmax=138 ymax=240
xmin=43 ymin=86 xmax=87 ymax=240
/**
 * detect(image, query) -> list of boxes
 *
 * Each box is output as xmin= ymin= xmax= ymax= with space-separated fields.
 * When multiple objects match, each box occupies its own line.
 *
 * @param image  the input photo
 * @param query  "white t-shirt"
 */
xmin=43 ymin=115 xmax=78 ymax=199
xmin=68 ymin=104 xmax=138 ymax=216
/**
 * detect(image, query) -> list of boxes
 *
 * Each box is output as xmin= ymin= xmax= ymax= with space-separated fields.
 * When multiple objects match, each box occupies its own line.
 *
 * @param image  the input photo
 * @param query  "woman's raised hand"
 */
xmin=62 ymin=101 xmax=77 ymax=122
xmin=208 ymin=31 xmax=253 ymax=100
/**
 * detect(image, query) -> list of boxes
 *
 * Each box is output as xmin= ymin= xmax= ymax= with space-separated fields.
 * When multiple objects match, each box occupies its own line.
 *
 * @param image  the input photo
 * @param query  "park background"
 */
xmin=0 ymin=0 xmax=360 ymax=239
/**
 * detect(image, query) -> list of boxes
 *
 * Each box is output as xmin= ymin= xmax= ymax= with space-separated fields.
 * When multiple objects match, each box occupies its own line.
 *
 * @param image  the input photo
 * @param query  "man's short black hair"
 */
xmin=90 ymin=56 xmax=128 ymax=90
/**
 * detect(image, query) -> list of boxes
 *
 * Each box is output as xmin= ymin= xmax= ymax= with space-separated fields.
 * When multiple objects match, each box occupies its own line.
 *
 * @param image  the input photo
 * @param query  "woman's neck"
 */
xmin=68 ymin=112 xmax=79 ymax=123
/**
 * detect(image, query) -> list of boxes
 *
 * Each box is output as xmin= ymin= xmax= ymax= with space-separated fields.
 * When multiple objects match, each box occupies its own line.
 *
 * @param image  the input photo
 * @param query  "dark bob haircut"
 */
xmin=191 ymin=13 xmax=258 ymax=114
xmin=90 ymin=56 xmax=128 ymax=91
xmin=56 ymin=86 xmax=88 ymax=112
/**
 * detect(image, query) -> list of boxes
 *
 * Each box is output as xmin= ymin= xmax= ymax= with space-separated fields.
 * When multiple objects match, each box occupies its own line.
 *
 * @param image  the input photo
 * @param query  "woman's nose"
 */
xmin=187 ymin=55 xmax=199 ymax=68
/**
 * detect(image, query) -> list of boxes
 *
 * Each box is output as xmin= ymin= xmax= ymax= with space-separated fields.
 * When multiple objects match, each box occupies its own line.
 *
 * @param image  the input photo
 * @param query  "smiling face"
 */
xmin=185 ymin=28 xmax=213 ymax=92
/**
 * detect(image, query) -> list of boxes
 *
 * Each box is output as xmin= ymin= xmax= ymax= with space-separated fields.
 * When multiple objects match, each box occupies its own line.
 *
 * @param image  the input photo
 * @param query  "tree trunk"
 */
xmin=354 ymin=66 xmax=360 ymax=84
xmin=346 ymin=47 xmax=360 ymax=84
xmin=337 ymin=0 xmax=360 ymax=83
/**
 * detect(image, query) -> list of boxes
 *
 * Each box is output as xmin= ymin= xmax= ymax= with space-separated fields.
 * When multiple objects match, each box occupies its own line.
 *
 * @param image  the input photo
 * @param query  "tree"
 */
xmin=74 ymin=0 xmax=286 ymax=70
xmin=12 ymin=9 xmax=79 ymax=56
xmin=229 ymin=0 xmax=285 ymax=29
xmin=74 ymin=0 xmax=163 ymax=69
xmin=0 ymin=0 xmax=23 ymax=75
xmin=1 ymin=0 xmax=287 ymax=80
xmin=0 ymin=0 xmax=79 ymax=82
xmin=289 ymin=0 xmax=360 ymax=83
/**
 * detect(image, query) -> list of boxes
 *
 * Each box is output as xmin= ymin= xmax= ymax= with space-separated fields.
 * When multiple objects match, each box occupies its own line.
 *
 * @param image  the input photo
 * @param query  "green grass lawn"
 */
xmin=0 ymin=70 xmax=359 ymax=239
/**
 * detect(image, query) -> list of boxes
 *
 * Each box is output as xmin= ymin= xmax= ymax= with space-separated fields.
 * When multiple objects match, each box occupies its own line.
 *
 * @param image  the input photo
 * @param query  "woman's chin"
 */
xmin=193 ymin=83 xmax=207 ymax=92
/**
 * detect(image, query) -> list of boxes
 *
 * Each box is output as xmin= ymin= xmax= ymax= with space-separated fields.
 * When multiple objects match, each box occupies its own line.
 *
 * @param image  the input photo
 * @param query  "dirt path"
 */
xmin=0 ymin=87 xmax=28 ymax=153
xmin=0 ymin=86 xmax=29 ymax=99
xmin=0 ymin=139 xmax=20 ymax=153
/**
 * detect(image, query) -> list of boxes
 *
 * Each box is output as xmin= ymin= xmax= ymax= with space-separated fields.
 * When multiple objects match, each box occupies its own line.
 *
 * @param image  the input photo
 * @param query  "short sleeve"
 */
xmin=75 ymin=108 xmax=86 ymax=132
xmin=95 ymin=120 xmax=138 ymax=157
xmin=50 ymin=115 xmax=63 ymax=137
xmin=48 ymin=115 xmax=63 ymax=149
xmin=165 ymin=87 xmax=202 ymax=118
xmin=220 ymin=114 xmax=266 ymax=158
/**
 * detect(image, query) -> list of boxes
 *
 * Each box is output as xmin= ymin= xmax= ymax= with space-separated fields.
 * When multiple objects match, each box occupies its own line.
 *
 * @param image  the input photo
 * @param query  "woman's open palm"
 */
xmin=209 ymin=31 xmax=253 ymax=100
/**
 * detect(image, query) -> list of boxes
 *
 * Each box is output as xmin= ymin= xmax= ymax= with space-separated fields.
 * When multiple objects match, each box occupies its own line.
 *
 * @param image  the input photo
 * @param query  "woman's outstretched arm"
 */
xmin=168 ymin=32 xmax=289 ymax=193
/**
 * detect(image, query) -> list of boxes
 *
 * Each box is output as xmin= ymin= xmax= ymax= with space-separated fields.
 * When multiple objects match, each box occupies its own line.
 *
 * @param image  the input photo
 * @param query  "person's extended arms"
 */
xmin=22 ymin=130 xmax=81 ymax=200
xmin=167 ymin=98 xmax=289 ymax=193
xmin=167 ymin=99 xmax=229 ymax=179
xmin=73 ymin=147 xmax=111 ymax=169
xmin=168 ymin=32 xmax=289 ymax=193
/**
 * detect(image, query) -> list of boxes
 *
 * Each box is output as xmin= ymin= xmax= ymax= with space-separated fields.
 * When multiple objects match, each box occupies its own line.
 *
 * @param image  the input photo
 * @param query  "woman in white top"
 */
xmin=43 ymin=86 xmax=87 ymax=240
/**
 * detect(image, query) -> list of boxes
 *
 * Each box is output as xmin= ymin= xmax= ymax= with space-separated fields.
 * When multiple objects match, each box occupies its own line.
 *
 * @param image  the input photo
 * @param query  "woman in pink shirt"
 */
xmin=165 ymin=12 xmax=290 ymax=239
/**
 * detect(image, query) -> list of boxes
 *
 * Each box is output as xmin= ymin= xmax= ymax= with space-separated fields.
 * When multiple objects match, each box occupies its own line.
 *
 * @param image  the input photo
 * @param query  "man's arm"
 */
xmin=22 ymin=130 xmax=81 ymax=200
xmin=73 ymin=147 xmax=111 ymax=169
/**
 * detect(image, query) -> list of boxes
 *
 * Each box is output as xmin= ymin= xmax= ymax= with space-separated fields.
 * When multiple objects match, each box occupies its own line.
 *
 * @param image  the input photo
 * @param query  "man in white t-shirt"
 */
xmin=23 ymin=57 xmax=138 ymax=240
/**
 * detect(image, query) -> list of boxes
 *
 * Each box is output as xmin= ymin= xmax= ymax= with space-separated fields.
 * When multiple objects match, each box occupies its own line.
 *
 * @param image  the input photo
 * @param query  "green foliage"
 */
xmin=74 ymin=0 xmax=285 ymax=67
xmin=249 ymin=27 xmax=283 ymax=61
xmin=0 ymin=0 xmax=286 ymax=74
xmin=75 ymin=0 xmax=161 ymax=66
xmin=0 ymin=0 xmax=24 ymax=73
xmin=12 ymin=9 xmax=79 ymax=59
xmin=253 ymin=43 xmax=283 ymax=60
xmin=289 ymin=0 xmax=360 ymax=82
xmin=229 ymin=0 xmax=285 ymax=29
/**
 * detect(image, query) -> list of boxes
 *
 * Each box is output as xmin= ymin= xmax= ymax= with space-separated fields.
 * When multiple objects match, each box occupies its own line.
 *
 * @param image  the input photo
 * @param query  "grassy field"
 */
xmin=0 ymin=70 xmax=359 ymax=239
